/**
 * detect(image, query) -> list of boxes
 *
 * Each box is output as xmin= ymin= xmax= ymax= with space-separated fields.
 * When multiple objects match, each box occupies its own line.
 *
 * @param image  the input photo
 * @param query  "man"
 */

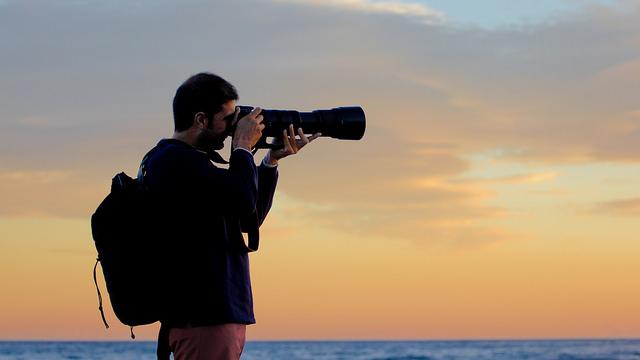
xmin=143 ymin=73 xmax=319 ymax=359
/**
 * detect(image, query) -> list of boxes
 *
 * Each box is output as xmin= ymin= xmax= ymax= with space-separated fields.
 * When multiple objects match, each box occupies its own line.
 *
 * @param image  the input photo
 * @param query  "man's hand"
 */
xmin=232 ymin=107 xmax=265 ymax=151
xmin=266 ymin=124 xmax=321 ymax=166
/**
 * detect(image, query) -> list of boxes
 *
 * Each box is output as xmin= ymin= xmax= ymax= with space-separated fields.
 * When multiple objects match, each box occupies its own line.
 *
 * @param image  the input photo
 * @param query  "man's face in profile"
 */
xmin=201 ymin=100 xmax=237 ymax=150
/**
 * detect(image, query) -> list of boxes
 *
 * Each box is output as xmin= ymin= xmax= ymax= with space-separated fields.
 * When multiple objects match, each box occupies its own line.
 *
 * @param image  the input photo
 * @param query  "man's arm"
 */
xmin=189 ymin=148 xmax=258 ymax=216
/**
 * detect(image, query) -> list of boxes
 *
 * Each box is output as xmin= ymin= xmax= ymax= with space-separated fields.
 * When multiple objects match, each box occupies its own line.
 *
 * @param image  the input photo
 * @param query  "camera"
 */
xmin=231 ymin=106 xmax=366 ymax=149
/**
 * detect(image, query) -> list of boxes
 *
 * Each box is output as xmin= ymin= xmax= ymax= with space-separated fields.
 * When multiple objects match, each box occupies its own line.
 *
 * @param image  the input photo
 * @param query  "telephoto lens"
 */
xmin=234 ymin=106 xmax=366 ymax=149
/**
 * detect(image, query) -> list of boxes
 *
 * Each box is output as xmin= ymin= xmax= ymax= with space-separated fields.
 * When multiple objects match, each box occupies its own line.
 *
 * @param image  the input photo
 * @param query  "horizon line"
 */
xmin=2 ymin=337 xmax=640 ymax=343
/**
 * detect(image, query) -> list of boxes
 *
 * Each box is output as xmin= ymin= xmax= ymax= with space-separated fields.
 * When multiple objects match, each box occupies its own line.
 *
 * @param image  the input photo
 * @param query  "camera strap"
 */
xmin=245 ymin=212 xmax=259 ymax=252
xmin=206 ymin=150 xmax=229 ymax=164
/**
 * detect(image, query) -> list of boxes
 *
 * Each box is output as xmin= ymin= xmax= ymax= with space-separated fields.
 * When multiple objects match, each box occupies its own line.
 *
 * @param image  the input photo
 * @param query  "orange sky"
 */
xmin=1 ymin=0 xmax=640 ymax=340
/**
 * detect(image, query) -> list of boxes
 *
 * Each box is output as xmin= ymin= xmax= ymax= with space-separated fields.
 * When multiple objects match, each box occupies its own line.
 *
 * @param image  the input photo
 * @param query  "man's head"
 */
xmin=172 ymin=73 xmax=238 ymax=150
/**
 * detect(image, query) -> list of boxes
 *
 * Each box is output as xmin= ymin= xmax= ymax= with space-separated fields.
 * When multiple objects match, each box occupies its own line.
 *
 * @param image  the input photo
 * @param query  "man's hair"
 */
xmin=172 ymin=73 xmax=239 ymax=132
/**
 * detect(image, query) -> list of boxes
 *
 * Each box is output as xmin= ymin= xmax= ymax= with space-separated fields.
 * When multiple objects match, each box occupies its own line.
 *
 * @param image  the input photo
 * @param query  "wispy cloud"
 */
xmin=273 ymin=0 xmax=446 ymax=24
xmin=462 ymin=172 xmax=558 ymax=185
xmin=592 ymin=197 xmax=640 ymax=216
xmin=0 ymin=170 xmax=71 ymax=183
xmin=267 ymin=190 xmax=511 ymax=248
xmin=0 ymin=170 xmax=103 ymax=219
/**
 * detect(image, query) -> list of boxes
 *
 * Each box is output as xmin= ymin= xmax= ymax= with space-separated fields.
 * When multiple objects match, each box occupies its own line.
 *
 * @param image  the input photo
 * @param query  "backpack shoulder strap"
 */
xmin=137 ymin=145 xmax=162 ymax=186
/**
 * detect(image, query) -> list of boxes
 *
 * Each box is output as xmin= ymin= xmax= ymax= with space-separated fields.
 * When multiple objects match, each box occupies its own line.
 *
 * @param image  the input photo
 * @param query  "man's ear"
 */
xmin=194 ymin=112 xmax=208 ymax=129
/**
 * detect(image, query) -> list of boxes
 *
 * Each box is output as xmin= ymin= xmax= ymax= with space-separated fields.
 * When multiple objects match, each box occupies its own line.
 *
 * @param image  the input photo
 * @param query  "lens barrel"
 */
xmin=237 ymin=106 xmax=366 ymax=144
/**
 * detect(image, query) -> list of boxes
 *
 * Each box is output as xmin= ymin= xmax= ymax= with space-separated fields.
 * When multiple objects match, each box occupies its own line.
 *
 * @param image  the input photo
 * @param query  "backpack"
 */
xmin=90 ymin=147 xmax=166 ymax=337
xmin=90 ymin=144 xmax=261 ymax=342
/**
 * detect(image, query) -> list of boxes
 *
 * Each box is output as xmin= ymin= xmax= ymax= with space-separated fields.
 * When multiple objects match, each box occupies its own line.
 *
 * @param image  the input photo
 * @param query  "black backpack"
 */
xmin=90 ymin=145 xmax=260 ymax=343
xmin=90 ymin=148 xmax=166 ymax=337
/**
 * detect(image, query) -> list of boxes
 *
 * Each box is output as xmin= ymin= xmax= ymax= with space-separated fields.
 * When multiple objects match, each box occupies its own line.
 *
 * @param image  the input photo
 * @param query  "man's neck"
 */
xmin=172 ymin=131 xmax=200 ymax=150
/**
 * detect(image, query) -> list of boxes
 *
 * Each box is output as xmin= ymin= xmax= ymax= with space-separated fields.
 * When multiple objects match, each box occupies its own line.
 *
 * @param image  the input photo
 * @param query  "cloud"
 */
xmin=0 ymin=170 xmax=71 ymax=183
xmin=0 ymin=169 xmax=106 ymax=219
xmin=265 ymin=125 xmax=513 ymax=244
xmin=267 ymin=191 xmax=513 ymax=248
xmin=1 ymin=0 xmax=639 ymax=246
xmin=273 ymin=0 xmax=446 ymax=25
xmin=462 ymin=172 xmax=558 ymax=185
xmin=592 ymin=197 xmax=640 ymax=216
xmin=3 ymin=0 xmax=640 ymax=167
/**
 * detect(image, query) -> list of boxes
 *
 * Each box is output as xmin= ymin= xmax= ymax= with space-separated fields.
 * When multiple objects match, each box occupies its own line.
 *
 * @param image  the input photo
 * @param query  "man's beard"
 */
xmin=210 ymin=134 xmax=226 ymax=151
xmin=212 ymin=139 xmax=225 ymax=150
xmin=197 ymin=129 xmax=226 ymax=151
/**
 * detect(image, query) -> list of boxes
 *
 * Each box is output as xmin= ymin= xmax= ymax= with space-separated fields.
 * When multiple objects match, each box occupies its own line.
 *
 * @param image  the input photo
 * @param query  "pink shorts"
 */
xmin=169 ymin=323 xmax=247 ymax=360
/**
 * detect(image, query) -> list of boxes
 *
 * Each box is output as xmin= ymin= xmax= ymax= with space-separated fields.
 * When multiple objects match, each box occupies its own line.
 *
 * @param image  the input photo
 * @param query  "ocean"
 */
xmin=1 ymin=340 xmax=640 ymax=360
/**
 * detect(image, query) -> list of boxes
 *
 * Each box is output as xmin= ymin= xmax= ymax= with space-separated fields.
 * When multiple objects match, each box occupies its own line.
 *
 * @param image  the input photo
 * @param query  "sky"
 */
xmin=1 ymin=0 xmax=640 ymax=340
xmin=411 ymin=0 xmax=617 ymax=27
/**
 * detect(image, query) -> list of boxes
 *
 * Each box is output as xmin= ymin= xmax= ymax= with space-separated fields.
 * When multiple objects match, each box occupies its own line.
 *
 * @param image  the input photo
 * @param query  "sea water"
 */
xmin=1 ymin=339 xmax=640 ymax=360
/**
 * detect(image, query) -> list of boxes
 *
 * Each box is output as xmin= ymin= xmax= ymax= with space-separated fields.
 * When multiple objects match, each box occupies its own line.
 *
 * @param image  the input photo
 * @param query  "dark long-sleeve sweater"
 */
xmin=143 ymin=138 xmax=278 ymax=325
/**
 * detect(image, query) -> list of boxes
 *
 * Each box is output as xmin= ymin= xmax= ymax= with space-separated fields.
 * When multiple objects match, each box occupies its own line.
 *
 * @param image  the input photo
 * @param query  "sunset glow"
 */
xmin=1 ymin=0 xmax=639 ymax=340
